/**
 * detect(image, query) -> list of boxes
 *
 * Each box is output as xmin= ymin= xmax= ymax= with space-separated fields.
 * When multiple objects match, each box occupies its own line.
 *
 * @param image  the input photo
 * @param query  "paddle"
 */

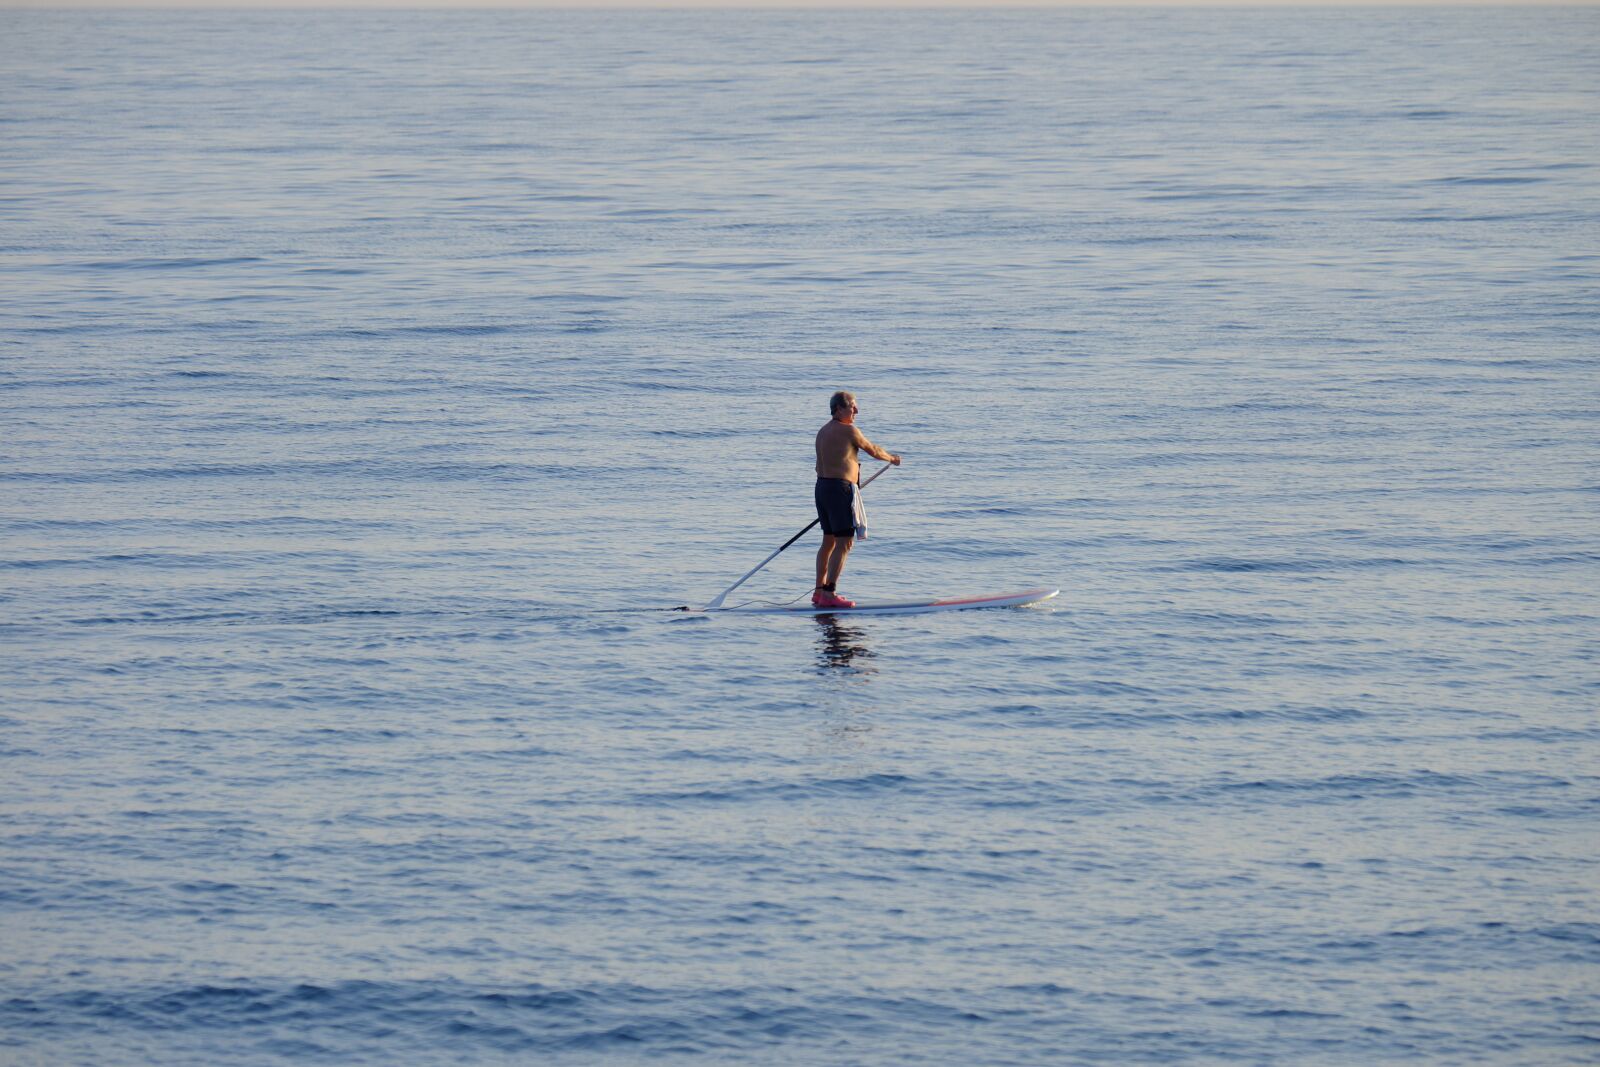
xmin=702 ymin=461 xmax=895 ymax=611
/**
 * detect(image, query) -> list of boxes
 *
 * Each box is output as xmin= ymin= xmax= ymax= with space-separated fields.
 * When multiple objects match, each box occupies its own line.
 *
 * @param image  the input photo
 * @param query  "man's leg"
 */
xmin=824 ymin=535 xmax=853 ymax=589
xmin=816 ymin=534 xmax=837 ymax=591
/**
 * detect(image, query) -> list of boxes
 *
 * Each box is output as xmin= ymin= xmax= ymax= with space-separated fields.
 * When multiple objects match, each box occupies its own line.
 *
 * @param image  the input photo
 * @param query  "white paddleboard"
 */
xmin=711 ymin=587 xmax=1059 ymax=616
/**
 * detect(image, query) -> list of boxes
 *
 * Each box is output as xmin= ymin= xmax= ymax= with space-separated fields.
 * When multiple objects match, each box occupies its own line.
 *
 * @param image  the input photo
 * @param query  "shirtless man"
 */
xmin=814 ymin=390 xmax=901 ymax=609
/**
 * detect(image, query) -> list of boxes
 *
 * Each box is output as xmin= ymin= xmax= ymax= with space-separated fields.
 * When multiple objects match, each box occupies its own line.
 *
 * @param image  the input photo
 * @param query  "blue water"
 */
xmin=3 ymin=7 xmax=1598 ymax=1063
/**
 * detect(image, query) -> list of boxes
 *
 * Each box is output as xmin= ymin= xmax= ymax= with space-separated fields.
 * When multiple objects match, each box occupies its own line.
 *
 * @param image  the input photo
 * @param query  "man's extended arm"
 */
xmin=852 ymin=427 xmax=902 ymax=467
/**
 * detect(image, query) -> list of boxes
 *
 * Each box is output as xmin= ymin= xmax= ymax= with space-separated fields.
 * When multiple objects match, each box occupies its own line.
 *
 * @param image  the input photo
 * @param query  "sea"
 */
xmin=2 ymin=6 xmax=1597 ymax=1064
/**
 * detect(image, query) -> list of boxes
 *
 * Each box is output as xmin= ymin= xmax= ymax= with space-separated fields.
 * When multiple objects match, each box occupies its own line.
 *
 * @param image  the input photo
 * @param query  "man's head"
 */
xmin=830 ymin=391 xmax=858 ymax=420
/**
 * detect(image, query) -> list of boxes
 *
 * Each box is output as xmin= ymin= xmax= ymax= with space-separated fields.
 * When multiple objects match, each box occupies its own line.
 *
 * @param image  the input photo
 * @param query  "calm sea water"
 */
xmin=3 ymin=7 xmax=1598 ymax=1064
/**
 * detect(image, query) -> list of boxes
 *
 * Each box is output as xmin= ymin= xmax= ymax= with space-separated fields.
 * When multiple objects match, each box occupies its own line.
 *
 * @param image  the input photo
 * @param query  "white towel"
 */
xmin=851 ymin=481 xmax=868 ymax=541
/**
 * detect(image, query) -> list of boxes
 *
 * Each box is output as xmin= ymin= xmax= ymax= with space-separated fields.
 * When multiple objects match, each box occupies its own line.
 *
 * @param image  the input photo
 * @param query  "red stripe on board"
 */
xmin=929 ymin=589 xmax=1045 ymax=608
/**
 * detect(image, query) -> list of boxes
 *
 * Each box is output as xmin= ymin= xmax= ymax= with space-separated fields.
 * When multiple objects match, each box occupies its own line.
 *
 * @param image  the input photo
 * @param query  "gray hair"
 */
xmin=829 ymin=390 xmax=856 ymax=415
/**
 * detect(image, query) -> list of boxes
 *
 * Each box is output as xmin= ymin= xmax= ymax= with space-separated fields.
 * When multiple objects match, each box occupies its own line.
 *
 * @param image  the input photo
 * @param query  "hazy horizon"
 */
xmin=4 ymin=0 xmax=1597 ymax=9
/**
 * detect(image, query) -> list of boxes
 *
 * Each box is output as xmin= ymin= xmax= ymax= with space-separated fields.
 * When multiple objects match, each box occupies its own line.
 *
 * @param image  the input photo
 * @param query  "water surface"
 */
xmin=2 ymin=8 xmax=1598 ymax=1064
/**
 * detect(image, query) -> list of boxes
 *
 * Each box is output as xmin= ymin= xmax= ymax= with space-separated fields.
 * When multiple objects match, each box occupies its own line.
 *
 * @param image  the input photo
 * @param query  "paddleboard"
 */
xmin=711 ymin=587 xmax=1059 ymax=616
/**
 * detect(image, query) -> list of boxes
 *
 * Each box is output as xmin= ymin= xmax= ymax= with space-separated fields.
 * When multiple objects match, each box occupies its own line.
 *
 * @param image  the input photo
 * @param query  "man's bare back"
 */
xmin=816 ymin=419 xmax=896 ymax=483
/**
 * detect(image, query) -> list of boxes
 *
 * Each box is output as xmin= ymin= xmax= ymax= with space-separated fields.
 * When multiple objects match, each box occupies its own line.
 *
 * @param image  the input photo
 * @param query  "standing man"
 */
xmin=814 ymin=390 xmax=901 ymax=609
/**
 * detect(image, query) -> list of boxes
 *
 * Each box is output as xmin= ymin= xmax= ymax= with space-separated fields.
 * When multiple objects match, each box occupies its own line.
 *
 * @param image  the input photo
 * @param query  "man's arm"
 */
xmin=852 ymin=427 xmax=902 ymax=466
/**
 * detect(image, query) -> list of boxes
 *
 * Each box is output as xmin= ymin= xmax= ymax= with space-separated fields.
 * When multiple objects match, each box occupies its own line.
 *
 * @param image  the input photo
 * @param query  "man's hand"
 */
xmin=890 ymin=454 xmax=903 ymax=466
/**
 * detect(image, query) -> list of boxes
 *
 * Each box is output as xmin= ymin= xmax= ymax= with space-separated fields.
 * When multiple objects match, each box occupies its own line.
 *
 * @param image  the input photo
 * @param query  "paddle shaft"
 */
xmin=702 ymin=461 xmax=893 ymax=611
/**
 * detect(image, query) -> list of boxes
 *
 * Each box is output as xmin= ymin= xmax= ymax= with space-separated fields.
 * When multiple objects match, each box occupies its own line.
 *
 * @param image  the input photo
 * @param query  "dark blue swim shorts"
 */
xmin=815 ymin=478 xmax=856 ymax=538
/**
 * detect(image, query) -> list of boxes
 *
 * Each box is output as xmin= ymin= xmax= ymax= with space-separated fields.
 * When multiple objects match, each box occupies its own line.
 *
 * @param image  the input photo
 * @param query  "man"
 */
xmin=814 ymin=390 xmax=902 ymax=609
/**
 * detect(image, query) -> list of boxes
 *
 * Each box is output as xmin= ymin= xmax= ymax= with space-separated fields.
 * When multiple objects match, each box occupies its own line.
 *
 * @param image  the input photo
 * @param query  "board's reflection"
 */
xmin=814 ymin=615 xmax=875 ymax=673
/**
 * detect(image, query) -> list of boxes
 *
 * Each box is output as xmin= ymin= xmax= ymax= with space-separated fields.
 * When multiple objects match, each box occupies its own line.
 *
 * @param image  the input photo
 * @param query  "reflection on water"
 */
xmin=814 ymin=615 xmax=875 ymax=674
